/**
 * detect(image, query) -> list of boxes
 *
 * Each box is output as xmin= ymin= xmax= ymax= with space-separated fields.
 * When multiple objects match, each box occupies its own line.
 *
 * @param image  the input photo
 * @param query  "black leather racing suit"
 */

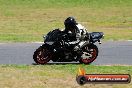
xmin=64 ymin=24 xmax=89 ymax=51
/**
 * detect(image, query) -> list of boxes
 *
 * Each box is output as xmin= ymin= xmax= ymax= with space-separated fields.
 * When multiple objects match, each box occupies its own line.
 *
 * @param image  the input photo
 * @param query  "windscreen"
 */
xmin=44 ymin=29 xmax=61 ymax=42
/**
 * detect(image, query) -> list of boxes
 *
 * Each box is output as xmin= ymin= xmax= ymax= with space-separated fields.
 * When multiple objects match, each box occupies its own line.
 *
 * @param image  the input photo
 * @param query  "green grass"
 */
xmin=0 ymin=65 xmax=132 ymax=88
xmin=0 ymin=0 xmax=132 ymax=42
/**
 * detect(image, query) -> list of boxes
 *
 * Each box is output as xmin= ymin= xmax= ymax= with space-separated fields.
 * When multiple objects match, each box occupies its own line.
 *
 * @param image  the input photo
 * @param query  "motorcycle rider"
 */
xmin=63 ymin=17 xmax=89 ymax=51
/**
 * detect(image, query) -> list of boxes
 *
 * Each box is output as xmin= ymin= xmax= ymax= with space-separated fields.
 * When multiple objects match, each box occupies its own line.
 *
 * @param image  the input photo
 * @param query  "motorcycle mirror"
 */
xmin=43 ymin=35 xmax=46 ymax=39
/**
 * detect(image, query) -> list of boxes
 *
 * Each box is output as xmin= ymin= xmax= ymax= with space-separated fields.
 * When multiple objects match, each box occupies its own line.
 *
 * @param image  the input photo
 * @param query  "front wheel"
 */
xmin=33 ymin=46 xmax=52 ymax=64
xmin=79 ymin=44 xmax=98 ymax=64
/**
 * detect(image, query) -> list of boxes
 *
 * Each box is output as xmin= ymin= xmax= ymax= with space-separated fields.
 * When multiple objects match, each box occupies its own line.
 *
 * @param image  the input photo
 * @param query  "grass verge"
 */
xmin=0 ymin=0 xmax=131 ymax=42
xmin=0 ymin=65 xmax=132 ymax=88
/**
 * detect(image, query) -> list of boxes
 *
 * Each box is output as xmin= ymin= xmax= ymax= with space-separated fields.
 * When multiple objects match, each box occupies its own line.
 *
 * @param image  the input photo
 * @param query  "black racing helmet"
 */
xmin=64 ymin=17 xmax=77 ymax=31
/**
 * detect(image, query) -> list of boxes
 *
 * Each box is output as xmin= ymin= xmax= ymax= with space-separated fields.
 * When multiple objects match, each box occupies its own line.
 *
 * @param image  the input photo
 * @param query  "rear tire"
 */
xmin=33 ymin=46 xmax=52 ymax=65
xmin=79 ymin=44 xmax=98 ymax=64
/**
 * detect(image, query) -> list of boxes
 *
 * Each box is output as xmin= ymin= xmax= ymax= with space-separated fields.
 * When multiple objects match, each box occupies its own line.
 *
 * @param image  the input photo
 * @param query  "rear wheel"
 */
xmin=33 ymin=46 xmax=52 ymax=64
xmin=79 ymin=44 xmax=98 ymax=64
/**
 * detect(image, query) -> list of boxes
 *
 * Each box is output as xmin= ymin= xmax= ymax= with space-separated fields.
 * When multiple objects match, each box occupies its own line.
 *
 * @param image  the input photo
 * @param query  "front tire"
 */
xmin=33 ymin=46 xmax=52 ymax=65
xmin=79 ymin=44 xmax=98 ymax=64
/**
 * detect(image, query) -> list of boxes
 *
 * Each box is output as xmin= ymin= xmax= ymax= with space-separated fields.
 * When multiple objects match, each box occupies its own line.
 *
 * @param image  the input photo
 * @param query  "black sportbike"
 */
xmin=33 ymin=29 xmax=104 ymax=64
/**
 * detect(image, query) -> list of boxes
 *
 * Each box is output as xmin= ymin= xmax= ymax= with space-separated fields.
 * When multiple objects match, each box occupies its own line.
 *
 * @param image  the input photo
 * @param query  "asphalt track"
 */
xmin=0 ymin=41 xmax=132 ymax=65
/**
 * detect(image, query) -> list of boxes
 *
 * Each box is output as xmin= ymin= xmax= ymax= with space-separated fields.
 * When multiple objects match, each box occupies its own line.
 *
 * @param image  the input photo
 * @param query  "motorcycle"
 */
xmin=33 ymin=29 xmax=104 ymax=64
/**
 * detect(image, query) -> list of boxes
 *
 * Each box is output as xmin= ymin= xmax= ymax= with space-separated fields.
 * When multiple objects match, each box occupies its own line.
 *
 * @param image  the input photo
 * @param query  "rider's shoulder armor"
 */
xmin=76 ymin=24 xmax=84 ymax=30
